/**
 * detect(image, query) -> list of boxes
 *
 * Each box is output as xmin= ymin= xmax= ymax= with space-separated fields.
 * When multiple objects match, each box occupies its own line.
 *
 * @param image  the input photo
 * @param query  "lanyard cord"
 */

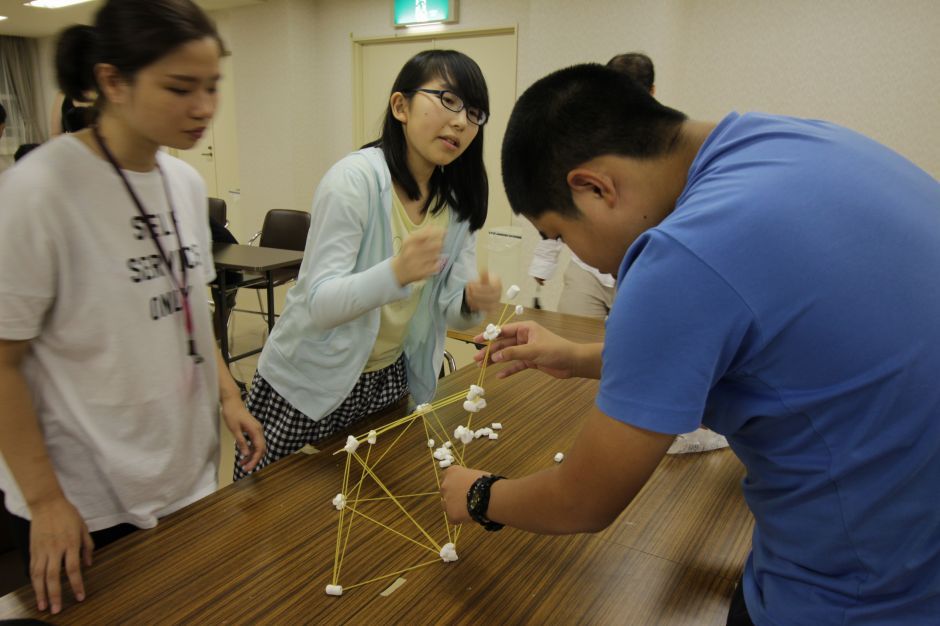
xmin=92 ymin=125 xmax=204 ymax=364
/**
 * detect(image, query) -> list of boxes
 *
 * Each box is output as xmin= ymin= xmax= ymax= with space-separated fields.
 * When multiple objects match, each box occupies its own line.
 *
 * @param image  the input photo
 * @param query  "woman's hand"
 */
xmin=465 ymin=271 xmax=502 ymax=314
xmin=29 ymin=496 xmax=94 ymax=614
xmin=222 ymin=398 xmax=266 ymax=472
xmin=391 ymin=227 xmax=445 ymax=286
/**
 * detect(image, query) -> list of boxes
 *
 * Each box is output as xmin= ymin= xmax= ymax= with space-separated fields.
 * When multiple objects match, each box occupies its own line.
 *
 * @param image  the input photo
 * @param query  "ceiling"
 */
xmin=0 ymin=0 xmax=266 ymax=38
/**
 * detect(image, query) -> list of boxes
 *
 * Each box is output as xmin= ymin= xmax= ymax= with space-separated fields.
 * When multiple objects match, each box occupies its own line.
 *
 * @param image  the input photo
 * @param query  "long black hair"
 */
xmin=56 ymin=0 xmax=223 ymax=106
xmin=365 ymin=50 xmax=489 ymax=232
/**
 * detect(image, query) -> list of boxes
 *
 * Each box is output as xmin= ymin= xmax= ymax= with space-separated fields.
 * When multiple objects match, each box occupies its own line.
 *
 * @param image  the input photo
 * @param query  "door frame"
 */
xmin=351 ymin=26 xmax=517 ymax=148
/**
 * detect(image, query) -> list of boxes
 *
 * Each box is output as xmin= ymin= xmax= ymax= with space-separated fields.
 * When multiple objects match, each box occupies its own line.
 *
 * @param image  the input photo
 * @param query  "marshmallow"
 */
xmin=468 ymin=384 xmax=485 ymax=398
xmin=515 ymin=304 xmax=524 ymax=315
xmin=439 ymin=542 xmax=459 ymax=562
xmin=332 ymin=493 xmax=346 ymax=510
xmin=427 ymin=438 xmax=435 ymax=448
xmin=325 ymin=584 xmax=343 ymax=596
xmin=463 ymin=400 xmax=482 ymax=413
xmin=439 ymin=458 xmax=453 ymax=468
xmin=491 ymin=422 xmax=503 ymax=430
xmin=454 ymin=425 xmax=474 ymax=445
xmin=367 ymin=430 xmax=377 ymax=445
xmin=506 ymin=284 xmax=520 ymax=299
xmin=488 ymin=432 xmax=499 ymax=440
xmin=554 ymin=452 xmax=565 ymax=463
xmin=415 ymin=403 xmax=433 ymax=414
xmin=433 ymin=448 xmax=450 ymax=461
xmin=443 ymin=441 xmax=453 ymax=449
xmin=473 ymin=427 xmax=492 ymax=439
xmin=344 ymin=435 xmax=360 ymax=454
xmin=482 ymin=323 xmax=502 ymax=342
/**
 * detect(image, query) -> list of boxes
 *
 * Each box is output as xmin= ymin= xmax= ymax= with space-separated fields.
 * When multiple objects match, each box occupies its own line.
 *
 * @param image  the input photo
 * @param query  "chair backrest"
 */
xmin=208 ymin=197 xmax=227 ymax=225
xmin=259 ymin=209 xmax=311 ymax=251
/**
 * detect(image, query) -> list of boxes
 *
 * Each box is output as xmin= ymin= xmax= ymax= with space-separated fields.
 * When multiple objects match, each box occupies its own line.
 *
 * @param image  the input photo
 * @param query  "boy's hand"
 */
xmin=440 ymin=466 xmax=489 ymax=524
xmin=474 ymin=321 xmax=579 ymax=379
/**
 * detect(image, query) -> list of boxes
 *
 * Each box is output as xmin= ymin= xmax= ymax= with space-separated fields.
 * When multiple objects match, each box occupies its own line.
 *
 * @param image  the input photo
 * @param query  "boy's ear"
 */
xmin=567 ymin=168 xmax=616 ymax=207
xmin=390 ymin=92 xmax=408 ymax=123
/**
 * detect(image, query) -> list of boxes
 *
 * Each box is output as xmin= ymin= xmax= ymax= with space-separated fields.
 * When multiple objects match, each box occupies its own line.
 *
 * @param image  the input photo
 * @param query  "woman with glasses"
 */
xmin=234 ymin=49 xmax=500 ymax=480
xmin=0 ymin=0 xmax=265 ymax=614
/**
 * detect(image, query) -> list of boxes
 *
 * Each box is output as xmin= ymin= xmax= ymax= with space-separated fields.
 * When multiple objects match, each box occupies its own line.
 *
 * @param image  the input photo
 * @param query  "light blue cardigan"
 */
xmin=257 ymin=147 xmax=484 ymax=421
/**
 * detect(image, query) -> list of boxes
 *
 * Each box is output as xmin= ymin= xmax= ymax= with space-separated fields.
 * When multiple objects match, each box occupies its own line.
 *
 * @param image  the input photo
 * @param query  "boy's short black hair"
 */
xmin=501 ymin=63 xmax=687 ymax=220
xmin=607 ymin=52 xmax=655 ymax=91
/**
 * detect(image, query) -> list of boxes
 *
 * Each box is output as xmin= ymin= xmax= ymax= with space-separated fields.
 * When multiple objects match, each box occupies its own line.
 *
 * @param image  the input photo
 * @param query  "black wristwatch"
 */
xmin=467 ymin=474 xmax=505 ymax=531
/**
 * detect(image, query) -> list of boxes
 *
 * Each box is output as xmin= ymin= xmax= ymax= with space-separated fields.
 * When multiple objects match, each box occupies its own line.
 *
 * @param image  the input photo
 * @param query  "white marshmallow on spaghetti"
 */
xmin=554 ymin=452 xmax=565 ymax=463
xmin=515 ymin=304 xmax=524 ymax=315
xmin=332 ymin=493 xmax=346 ymax=510
xmin=439 ymin=542 xmax=459 ymax=562
xmin=506 ymin=284 xmax=521 ymax=299
xmin=325 ymin=584 xmax=343 ymax=596
xmin=343 ymin=435 xmax=360 ymax=454
xmin=367 ymin=430 xmax=377 ymax=445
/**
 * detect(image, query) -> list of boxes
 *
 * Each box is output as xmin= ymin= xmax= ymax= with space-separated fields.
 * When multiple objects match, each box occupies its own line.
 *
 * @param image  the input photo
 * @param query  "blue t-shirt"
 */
xmin=597 ymin=113 xmax=940 ymax=625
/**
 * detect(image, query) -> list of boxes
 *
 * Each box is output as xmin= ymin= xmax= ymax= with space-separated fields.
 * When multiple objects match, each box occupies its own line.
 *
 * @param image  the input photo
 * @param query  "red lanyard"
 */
xmin=92 ymin=125 xmax=204 ymax=364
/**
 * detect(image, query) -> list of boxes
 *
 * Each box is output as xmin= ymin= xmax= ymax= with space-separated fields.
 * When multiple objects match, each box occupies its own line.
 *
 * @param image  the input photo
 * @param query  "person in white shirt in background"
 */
xmin=529 ymin=52 xmax=727 ymax=455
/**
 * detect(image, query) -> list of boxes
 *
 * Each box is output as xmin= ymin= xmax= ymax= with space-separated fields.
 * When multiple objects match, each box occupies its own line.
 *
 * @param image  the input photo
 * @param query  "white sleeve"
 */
xmin=528 ymin=238 xmax=564 ymax=281
xmin=0 ymin=168 xmax=58 ymax=340
xmin=302 ymin=161 xmax=410 ymax=331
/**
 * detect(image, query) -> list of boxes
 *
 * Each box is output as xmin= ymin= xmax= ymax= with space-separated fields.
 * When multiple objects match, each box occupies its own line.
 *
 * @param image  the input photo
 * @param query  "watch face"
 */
xmin=468 ymin=482 xmax=486 ymax=514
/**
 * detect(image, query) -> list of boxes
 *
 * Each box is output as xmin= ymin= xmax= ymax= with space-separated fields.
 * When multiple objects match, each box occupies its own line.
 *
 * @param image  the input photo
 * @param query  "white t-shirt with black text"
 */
xmin=0 ymin=135 xmax=220 ymax=531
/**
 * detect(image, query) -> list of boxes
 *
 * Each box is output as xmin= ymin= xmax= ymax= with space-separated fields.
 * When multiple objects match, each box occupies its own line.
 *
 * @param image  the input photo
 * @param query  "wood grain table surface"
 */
xmin=0 ymin=310 xmax=753 ymax=625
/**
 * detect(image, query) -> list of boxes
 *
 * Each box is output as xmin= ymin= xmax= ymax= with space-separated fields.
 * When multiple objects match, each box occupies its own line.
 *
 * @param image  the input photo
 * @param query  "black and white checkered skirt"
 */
xmin=233 ymin=355 xmax=408 ymax=481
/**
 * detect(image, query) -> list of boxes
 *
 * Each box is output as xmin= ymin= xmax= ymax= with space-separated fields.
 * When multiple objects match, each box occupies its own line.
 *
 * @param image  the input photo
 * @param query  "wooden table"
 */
xmin=448 ymin=306 xmax=607 ymax=346
xmin=212 ymin=243 xmax=305 ymax=365
xmin=0 ymin=312 xmax=753 ymax=625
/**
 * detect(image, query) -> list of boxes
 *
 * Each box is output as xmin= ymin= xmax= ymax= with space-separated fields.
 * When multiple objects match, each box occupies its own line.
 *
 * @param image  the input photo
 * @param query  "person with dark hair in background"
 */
xmin=0 ymin=102 xmax=8 ymax=174
xmin=234 ymin=49 xmax=501 ymax=480
xmin=441 ymin=63 xmax=940 ymax=625
xmin=14 ymin=143 xmax=40 ymax=162
xmin=0 ymin=0 xmax=265 ymax=614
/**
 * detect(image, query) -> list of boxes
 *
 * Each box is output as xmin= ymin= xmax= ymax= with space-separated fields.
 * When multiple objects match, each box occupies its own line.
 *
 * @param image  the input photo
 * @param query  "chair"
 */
xmin=208 ymin=196 xmax=227 ymax=226
xmin=234 ymin=209 xmax=311 ymax=330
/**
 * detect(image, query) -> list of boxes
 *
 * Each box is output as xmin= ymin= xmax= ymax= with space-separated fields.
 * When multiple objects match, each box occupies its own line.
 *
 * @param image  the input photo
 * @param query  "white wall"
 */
xmin=213 ymin=0 xmax=939 ymax=306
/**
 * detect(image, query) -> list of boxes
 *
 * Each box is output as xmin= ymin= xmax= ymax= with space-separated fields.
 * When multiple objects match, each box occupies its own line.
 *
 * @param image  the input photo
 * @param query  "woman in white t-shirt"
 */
xmin=0 ymin=0 xmax=265 ymax=615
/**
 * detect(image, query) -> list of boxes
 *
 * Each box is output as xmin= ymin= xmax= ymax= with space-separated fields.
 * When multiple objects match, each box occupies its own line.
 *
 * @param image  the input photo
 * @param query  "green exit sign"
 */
xmin=394 ymin=0 xmax=458 ymax=27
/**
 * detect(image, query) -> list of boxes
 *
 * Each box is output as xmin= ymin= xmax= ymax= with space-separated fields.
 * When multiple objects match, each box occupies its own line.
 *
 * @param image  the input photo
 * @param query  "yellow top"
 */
xmin=363 ymin=191 xmax=450 ymax=372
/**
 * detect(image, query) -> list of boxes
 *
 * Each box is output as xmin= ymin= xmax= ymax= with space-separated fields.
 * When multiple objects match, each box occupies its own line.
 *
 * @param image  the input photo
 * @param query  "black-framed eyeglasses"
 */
xmin=408 ymin=88 xmax=488 ymax=126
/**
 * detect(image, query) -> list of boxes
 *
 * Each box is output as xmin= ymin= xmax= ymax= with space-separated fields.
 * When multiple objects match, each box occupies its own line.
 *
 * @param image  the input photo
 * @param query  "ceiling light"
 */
xmin=0 ymin=15 xmax=8 ymax=21
xmin=24 ymin=0 xmax=96 ymax=8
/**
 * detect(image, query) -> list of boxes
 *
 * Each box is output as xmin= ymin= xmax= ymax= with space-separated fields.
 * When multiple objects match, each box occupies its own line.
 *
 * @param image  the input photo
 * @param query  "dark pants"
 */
xmin=726 ymin=575 xmax=755 ymax=626
xmin=9 ymin=515 xmax=138 ymax=576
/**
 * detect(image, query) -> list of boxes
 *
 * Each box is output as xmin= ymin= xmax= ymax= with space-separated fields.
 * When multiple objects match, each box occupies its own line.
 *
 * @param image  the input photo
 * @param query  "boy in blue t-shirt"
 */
xmin=440 ymin=64 xmax=940 ymax=625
